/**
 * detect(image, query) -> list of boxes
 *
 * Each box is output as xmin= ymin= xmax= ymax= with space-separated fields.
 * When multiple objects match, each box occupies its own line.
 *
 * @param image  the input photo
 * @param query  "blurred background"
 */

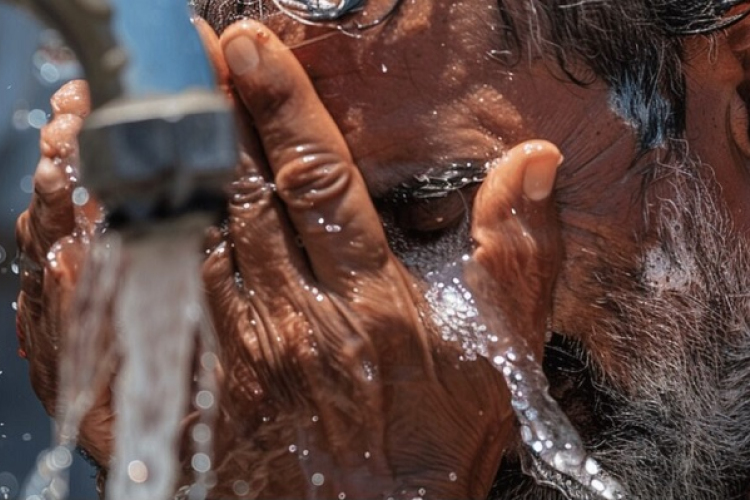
xmin=0 ymin=5 xmax=97 ymax=499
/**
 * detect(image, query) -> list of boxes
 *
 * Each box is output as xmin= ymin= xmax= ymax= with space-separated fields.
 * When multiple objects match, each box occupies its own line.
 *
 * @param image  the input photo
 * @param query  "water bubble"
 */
xmin=200 ymin=352 xmax=218 ymax=370
xmin=22 ymin=433 xmax=32 ymax=441
xmin=585 ymin=458 xmax=600 ymax=475
xmin=302 ymin=449 xmax=309 ymax=457
xmin=71 ymin=187 xmax=89 ymax=206
xmin=591 ymin=478 xmax=605 ymax=492
xmin=127 ymin=460 xmax=149 ymax=483
xmin=0 ymin=472 xmax=18 ymax=500
xmin=311 ymin=473 xmax=325 ymax=486
xmin=195 ymin=390 xmax=215 ymax=409
xmin=27 ymin=109 xmax=48 ymax=129
xmin=20 ymin=175 xmax=34 ymax=194
xmin=532 ymin=441 xmax=544 ymax=453
xmin=13 ymin=109 xmax=29 ymax=131
xmin=191 ymin=423 xmax=211 ymax=444
xmin=325 ymin=224 xmax=342 ymax=233
xmin=232 ymin=480 xmax=250 ymax=496
xmin=492 ymin=355 xmax=505 ymax=366
xmin=338 ymin=493 xmax=347 ymax=500
xmin=418 ymin=487 xmax=426 ymax=496
xmin=49 ymin=446 xmax=72 ymax=469
xmin=191 ymin=453 xmax=211 ymax=473
xmin=449 ymin=472 xmax=457 ymax=482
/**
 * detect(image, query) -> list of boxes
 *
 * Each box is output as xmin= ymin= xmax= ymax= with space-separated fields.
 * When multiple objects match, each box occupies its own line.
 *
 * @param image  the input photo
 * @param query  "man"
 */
xmin=14 ymin=0 xmax=750 ymax=498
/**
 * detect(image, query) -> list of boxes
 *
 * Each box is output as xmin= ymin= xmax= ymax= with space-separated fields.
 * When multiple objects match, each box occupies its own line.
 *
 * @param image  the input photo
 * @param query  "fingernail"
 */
xmin=523 ymin=153 xmax=562 ymax=201
xmin=225 ymin=35 xmax=259 ymax=76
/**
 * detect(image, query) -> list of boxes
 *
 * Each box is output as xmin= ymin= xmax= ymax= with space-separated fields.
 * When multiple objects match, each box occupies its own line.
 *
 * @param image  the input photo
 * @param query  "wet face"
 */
xmin=203 ymin=0 xmax=750 ymax=497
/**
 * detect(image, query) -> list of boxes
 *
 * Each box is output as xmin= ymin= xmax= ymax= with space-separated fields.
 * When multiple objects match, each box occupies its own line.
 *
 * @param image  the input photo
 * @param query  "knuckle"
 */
xmin=51 ymin=80 xmax=91 ymax=118
xmin=227 ymin=173 xmax=276 ymax=213
xmin=276 ymin=151 xmax=352 ymax=209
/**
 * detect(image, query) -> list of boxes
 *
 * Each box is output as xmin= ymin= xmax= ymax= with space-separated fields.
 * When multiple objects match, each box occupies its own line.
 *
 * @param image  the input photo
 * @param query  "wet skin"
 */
xmin=14 ymin=0 xmax=750 ymax=498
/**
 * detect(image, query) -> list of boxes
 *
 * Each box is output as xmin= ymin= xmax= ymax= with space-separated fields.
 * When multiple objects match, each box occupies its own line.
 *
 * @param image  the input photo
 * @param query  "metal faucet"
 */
xmin=6 ymin=0 xmax=237 ymax=227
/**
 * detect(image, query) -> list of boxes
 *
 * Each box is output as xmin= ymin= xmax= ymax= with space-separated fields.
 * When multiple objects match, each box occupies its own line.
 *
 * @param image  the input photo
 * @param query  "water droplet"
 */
xmin=191 ymin=453 xmax=211 ymax=473
xmin=364 ymin=451 xmax=371 ymax=459
xmin=418 ymin=487 xmax=426 ymax=495
xmin=532 ymin=441 xmax=544 ymax=453
xmin=325 ymin=224 xmax=342 ymax=233
xmin=591 ymin=478 xmax=605 ymax=492
xmin=127 ymin=460 xmax=149 ymax=483
xmin=311 ymin=415 xmax=319 ymax=422
xmin=10 ymin=260 xmax=18 ymax=275
xmin=288 ymin=444 xmax=297 ymax=453
xmin=11 ymin=302 xmax=17 ymax=312
xmin=72 ymin=186 xmax=89 ymax=206
xmin=585 ymin=457 xmax=600 ymax=475
xmin=192 ymin=423 xmax=211 ymax=444
xmin=27 ymin=109 xmax=48 ymax=129
xmin=0 ymin=472 xmax=18 ymax=500
xmin=20 ymin=175 xmax=34 ymax=194
xmin=492 ymin=355 xmax=505 ymax=366
xmin=449 ymin=472 xmax=457 ymax=482
xmin=381 ymin=63 xmax=388 ymax=73
xmin=195 ymin=390 xmax=215 ymax=409
xmin=338 ymin=493 xmax=347 ymax=500
xmin=311 ymin=473 xmax=325 ymax=486
xmin=22 ymin=433 xmax=32 ymax=441
xmin=232 ymin=480 xmax=250 ymax=496
xmin=302 ymin=449 xmax=309 ymax=457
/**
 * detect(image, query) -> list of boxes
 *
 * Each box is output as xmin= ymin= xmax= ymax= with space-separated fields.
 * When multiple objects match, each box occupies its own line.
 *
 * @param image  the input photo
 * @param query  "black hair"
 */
xmin=193 ymin=0 xmax=750 ymax=151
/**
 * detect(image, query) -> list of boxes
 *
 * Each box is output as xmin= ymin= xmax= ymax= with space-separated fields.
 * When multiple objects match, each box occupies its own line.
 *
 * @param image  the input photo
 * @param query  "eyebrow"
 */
xmin=382 ymin=160 xmax=490 ymax=202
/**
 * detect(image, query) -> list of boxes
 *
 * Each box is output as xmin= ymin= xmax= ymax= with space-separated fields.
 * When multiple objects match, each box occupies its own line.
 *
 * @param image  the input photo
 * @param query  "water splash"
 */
xmin=424 ymin=257 xmax=625 ymax=500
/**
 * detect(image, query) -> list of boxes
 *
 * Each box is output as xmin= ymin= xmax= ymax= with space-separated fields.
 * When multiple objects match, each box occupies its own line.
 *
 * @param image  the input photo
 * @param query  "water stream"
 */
xmin=425 ymin=256 xmax=626 ymax=500
xmin=22 ymin=215 xmax=218 ymax=500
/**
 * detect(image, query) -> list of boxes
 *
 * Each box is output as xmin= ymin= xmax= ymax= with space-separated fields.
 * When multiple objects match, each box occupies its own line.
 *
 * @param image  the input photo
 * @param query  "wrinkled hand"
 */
xmin=15 ymin=18 xmax=563 ymax=500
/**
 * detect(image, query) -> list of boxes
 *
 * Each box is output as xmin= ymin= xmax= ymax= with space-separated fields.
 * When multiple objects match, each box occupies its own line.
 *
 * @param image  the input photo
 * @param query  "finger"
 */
xmin=225 ymin=153 xmax=311 ymax=294
xmin=193 ymin=17 xmax=231 ymax=93
xmin=469 ymin=140 xmax=562 ymax=355
xmin=40 ymin=113 xmax=84 ymax=160
xmin=50 ymin=80 xmax=90 ymax=118
xmin=471 ymin=140 xmax=562 ymax=272
xmin=23 ymin=157 xmax=75 ymax=264
xmin=202 ymin=240 xmax=243 ymax=321
xmin=220 ymin=21 xmax=390 ymax=293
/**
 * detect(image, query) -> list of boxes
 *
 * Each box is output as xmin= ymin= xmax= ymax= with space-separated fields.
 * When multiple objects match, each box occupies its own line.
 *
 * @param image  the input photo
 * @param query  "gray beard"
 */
xmin=490 ymin=164 xmax=750 ymax=499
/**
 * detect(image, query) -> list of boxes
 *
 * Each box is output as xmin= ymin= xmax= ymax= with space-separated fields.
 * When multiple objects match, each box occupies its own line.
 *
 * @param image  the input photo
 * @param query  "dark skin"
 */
xmin=15 ymin=9 xmax=562 ymax=499
xmin=16 ymin=0 xmax=750 ymax=497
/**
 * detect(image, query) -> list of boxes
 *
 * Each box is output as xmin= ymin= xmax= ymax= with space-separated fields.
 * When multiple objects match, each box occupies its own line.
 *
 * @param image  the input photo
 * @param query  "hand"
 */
xmin=15 ymin=18 xmax=563 ymax=500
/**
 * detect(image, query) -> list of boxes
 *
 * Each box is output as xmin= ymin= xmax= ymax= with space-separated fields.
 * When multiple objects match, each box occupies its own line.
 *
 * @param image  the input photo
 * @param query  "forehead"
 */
xmin=257 ymin=0 xmax=533 ymax=196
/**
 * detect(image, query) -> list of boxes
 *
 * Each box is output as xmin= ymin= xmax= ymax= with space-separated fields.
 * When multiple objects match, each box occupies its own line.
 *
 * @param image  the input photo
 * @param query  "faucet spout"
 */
xmin=7 ymin=0 xmax=237 ymax=227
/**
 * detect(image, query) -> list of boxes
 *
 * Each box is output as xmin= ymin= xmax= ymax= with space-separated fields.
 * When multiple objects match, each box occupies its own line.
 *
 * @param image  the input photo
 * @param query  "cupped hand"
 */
xmin=15 ymin=18 xmax=563 ymax=500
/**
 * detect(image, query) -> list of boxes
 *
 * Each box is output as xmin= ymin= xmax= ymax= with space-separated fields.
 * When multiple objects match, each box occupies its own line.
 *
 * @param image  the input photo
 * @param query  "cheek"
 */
xmin=686 ymin=93 xmax=750 ymax=234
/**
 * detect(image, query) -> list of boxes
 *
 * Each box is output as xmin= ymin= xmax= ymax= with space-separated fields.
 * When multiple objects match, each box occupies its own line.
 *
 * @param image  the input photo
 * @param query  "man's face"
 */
xmin=217 ymin=0 xmax=750 ymax=497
